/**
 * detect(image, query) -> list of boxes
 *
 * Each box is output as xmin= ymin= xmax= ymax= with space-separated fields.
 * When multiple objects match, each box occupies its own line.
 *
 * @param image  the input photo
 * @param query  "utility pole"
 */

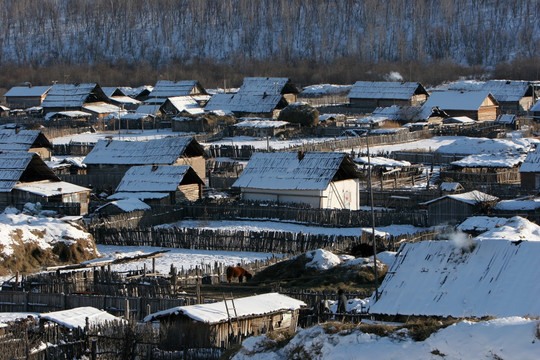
xmin=366 ymin=134 xmax=379 ymax=301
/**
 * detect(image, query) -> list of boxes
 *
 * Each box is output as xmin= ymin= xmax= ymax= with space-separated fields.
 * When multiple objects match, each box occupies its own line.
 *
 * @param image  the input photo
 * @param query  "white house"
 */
xmin=232 ymin=151 xmax=362 ymax=210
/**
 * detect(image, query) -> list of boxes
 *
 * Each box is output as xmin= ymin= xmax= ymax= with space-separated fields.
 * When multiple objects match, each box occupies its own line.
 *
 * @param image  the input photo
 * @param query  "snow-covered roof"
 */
xmin=348 ymin=81 xmax=427 ymax=100
xmin=300 ymin=84 xmax=352 ymax=96
xmin=41 ymin=83 xmax=103 ymax=108
xmin=0 ymin=152 xmax=58 ymax=192
xmin=519 ymin=146 xmax=540 ymax=173
xmin=135 ymin=104 xmax=162 ymax=115
xmin=45 ymin=110 xmax=92 ymax=120
xmin=205 ymin=93 xmax=285 ymax=114
xmin=445 ymin=80 xmax=533 ymax=102
xmin=40 ymin=307 xmax=124 ymax=330
xmin=421 ymin=190 xmax=498 ymax=206
xmin=0 ymin=129 xmax=51 ymax=152
xmin=13 ymin=180 xmax=89 ymax=197
xmin=440 ymin=182 xmax=463 ymax=192
xmin=115 ymin=165 xmax=202 ymax=193
xmin=166 ymin=96 xmax=204 ymax=115
xmin=422 ymin=90 xmax=495 ymax=111
xmin=443 ymin=116 xmax=475 ymax=124
xmin=97 ymin=198 xmax=152 ymax=212
xmin=239 ymin=77 xmax=297 ymax=95
xmin=531 ymin=101 xmax=540 ymax=112
xmin=435 ymin=137 xmax=527 ymax=155
xmin=82 ymin=102 xmax=122 ymax=114
xmin=475 ymin=216 xmax=540 ymax=241
xmin=120 ymin=112 xmax=154 ymax=120
xmin=0 ymin=105 xmax=9 ymax=111
xmin=145 ymin=293 xmax=305 ymax=324
xmin=232 ymin=152 xmax=360 ymax=191
xmin=457 ymin=216 xmax=508 ymax=233
xmin=100 ymin=87 xmax=125 ymax=98
xmin=233 ymin=120 xmax=289 ymax=128
xmin=108 ymin=192 xmax=169 ymax=201
xmin=149 ymin=80 xmax=205 ymax=98
xmin=494 ymin=198 xmax=540 ymax=211
xmin=451 ymin=153 xmax=526 ymax=168
xmin=119 ymin=85 xmax=153 ymax=98
xmin=496 ymin=114 xmax=516 ymax=124
xmin=355 ymin=156 xmax=411 ymax=168
xmin=369 ymin=239 xmax=540 ymax=317
xmin=369 ymin=105 xmax=435 ymax=122
xmin=83 ymin=136 xmax=204 ymax=165
xmin=110 ymin=95 xmax=141 ymax=105
xmin=4 ymin=85 xmax=51 ymax=97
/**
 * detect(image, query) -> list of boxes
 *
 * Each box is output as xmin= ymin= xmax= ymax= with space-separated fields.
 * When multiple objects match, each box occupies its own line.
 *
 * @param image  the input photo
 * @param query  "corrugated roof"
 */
xmin=448 ymin=80 xmax=533 ymax=102
xmin=519 ymin=147 xmax=540 ymax=173
xmin=0 ymin=129 xmax=41 ymax=150
xmin=239 ymin=77 xmax=291 ymax=95
xmin=4 ymin=86 xmax=51 ymax=98
xmin=205 ymin=93 xmax=284 ymax=113
xmin=0 ymin=152 xmax=58 ymax=192
xmin=41 ymin=83 xmax=99 ymax=108
xmin=233 ymin=152 xmax=359 ymax=191
xmin=149 ymin=80 xmax=203 ymax=99
xmin=422 ymin=90 xmax=494 ymax=111
xmin=348 ymin=81 xmax=427 ymax=100
xmin=115 ymin=165 xmax=201 ymax=193
xmin=83 ymin=137 xmax=202 ymax=165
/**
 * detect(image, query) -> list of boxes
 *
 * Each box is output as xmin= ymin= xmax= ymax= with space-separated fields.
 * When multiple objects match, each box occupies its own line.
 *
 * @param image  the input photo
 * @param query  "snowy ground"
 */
xmin=202 ymin=135 xmax=340 ymax=150
xmin=95 ymin=245 xmax=281 ymax=275
xmin=158 ymin=219 xmax=430 ymax=238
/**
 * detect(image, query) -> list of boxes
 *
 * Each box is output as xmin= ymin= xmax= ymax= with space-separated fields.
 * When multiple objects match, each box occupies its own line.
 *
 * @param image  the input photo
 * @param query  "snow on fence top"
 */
xmin=145 ymin=293 xmax=305 ymax=324
xmin=40 ymin=307 xmax=124 ymax=330
xmin=369 ymin=239 xmax=540 ymax=318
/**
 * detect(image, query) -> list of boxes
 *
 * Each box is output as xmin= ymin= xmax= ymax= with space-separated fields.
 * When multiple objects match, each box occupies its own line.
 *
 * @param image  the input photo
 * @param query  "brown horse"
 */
xmin=226 ymin=266 xmax=252 ymax=283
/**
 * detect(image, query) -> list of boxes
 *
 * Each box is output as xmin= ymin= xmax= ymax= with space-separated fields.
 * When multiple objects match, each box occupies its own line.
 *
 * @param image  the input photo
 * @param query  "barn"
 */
xmin=421 ymin=90 xmax=499 ymax=121
xmin=144 ymin=293 xmax=305 ymax=350
xmin=108 ymin=165 xmax=204 ymax=206
xmin=420 ymin=190 xmax=499 ymax=226
xmin=233 ymin=151 xmax=362 ymax=210
xmin=348 ymin=81 xmax=429 ymax=113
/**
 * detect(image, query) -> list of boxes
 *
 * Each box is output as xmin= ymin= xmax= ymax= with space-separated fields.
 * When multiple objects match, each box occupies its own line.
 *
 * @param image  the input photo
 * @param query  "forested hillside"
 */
xmin=0 ymin=0 xmax=538 ymax=87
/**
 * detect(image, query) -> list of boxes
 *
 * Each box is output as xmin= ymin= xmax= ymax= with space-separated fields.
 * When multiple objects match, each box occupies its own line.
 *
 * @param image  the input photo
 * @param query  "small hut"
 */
xmin=144 ymin=293 xmax=305 ymax=350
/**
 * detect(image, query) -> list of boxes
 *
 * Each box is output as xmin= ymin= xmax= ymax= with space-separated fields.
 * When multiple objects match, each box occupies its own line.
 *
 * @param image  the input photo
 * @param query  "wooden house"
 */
xmin=233 ymin=151 xmax=362 ymax=210
xmin=440 ymin=153 xmax=525 ymax=186
xmin=147 ymin=80 xmax=209 ymax=103
xmin=348 ymin=81 xmax=429 ymax=113
xmin=231 ymin=119 xmax=292 ymax=138
xmin=41 ymin=83 xmax=111 ymax=114
xmin=116 ymin=113 xmax=155 ymax=130
xmin=118 ymin=85 xmax=154 ymax=101
xmin=448 ymin=80 xmax=535 ymax=115
xmin=530 ymin=101 xmax=540 ymax=120
xmin=354 ymin=156 xmax=423 ymax=190
xmin=420 ymin=190 xmax=499 ymax=226
xmin=82 ymin=102 xmax=124 ymax=121
xmin=205 ymin=77 xmax=299 ymax=118
xmin=83 ymin=136 xmax=207 ymax=182
xmin=108 ymin=165 xmax=204 ymax=205
xmin=0 ymin=152 xmax=90 ymax=215
xmin=144 ymin=293 xmax=305 ymax=350
xmin=360 ymin=105 xmax=447 ymax=125
xmin=0 ymin=128 xmax=53 ymax=160
xmin=0 ymin=105 xmax=9 ymax=116
xmin=3 ymin=85 xmax=51 ymax=108
xmin=422 ymin=91 xmax=499 ymax=121
xmin=519 ymin=146 xmax=540 ymax=190
xmin=298 ymin=84 xmax=352 ymax=106
xmin=95 ymin=198 xmax=151 ymax=215
xmin=44 ymin=110 xmax=92 ymax=126
xmin=101 ymin=87 xmax=141 ymax=111
xmin=439 ymin=182 xmax=464 ymax=194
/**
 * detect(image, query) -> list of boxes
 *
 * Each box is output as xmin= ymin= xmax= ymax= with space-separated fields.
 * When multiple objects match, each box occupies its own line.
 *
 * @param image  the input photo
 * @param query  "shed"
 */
xmin=420 ymin=190 xmax=499 ymax=226
xmin=0 ymin=128 xmax=53 ymax=160
xmin=83 ymin=136 xmax=207 ymax=183
xmin=231 ymin=119 xmax=292 ymax=138
xmin=422 ymin=91 xmax=499 ymax=121
xmin=144 ymin=293 xmax=305 ymax=350
xmin=519 ymin=146 xmax=540 ymax=190
xmin=161 ymin=96 xmax=205 ymax=116
xmin=82 ymin=102 xmax=124 ymax=120
xmin=530 ymin=101 xmax=540 ymax=120
xmin=233 ymin=151 xmax=362 ymax=210
xmin=148 ymin=80 xmax=208 ymax=100
xmin=3 ymin=85 xmax=51 ymax=108
xmin=109 ymin=165 xmax=204 ymax=205
xmin=348 ymin=81 xmax=429 ymax=113
xmin=440 ymin=153 xmax=525 ymax=186
xmin=119 ymin=85 xmax=153 ymax=101
xmin=95 ymin=198 xmax=151 ymax=215
xmin=40 ymin=306 xmax=125 ymax=331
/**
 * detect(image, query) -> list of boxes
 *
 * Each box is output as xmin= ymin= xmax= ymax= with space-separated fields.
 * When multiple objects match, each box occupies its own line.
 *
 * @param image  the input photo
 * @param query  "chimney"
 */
xmin=297 ymin=151 xmax=305 ymax=161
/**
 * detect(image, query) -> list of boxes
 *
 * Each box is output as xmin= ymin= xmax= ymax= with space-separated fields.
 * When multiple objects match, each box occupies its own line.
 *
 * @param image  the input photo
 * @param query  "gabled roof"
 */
xmin=13 ymin=180 xmax=89 ymax=196
xmin=83 ymin=137 xmax=206 ymax=165
xmin=348 ymin=81 xmax=428 ymax=100
xmin=144 ymin=293 xmax=305 ymax=324
xmin=100 ymin=87 xmax=126 ymax=98
xmin=165 ymin=96 xmax=204 ymax=115
xmin=421 ymin=190 xmax=498 ymax=206
xmin=0 ymin=152 xmax=58 ymax=192
xmin=4 ymin=85 xmax=51 ymax=98
xmin=238 ymin=77 xmax=299 ymax=95
xmin=115 ymin=165 xmax=203 ymax=193
xmin=205 ymin=93 xmax=286 ymax=114
xmin=118 ymin=85 xmax=153 ymax=99
xmin=519 ymin=147 xmax=540 ymax=173
xmin=422 ymin=90 xmax=497 ymax=111
xmin=149 ymin=80 xmax=207 ymax=99
xmin=0 ymin=129 xmax=52 ymax=152
xmin=135 ymin=104 xmax=162 ymax=115
xmin=41 ymin=83 xmax=109 ymax=109
xmin=82 ymin=102 xmax=122 ymax=114
xmin=530 ymin=101 xmax=540 ymax=112
xmin=483 ymin=80 xmax=533 ymax=102
xmin=232 ymin=152 xmax=361 ymax=191
xmin=369 ymin=240 xmax=540 ymax=317
xmin=45 ymin=111 xmax=92 ymax=120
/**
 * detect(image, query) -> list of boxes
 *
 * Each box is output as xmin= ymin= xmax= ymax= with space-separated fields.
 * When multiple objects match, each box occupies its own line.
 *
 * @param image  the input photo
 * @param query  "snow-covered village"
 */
xmin=0 ymin=1 xmax=539 ymax=359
